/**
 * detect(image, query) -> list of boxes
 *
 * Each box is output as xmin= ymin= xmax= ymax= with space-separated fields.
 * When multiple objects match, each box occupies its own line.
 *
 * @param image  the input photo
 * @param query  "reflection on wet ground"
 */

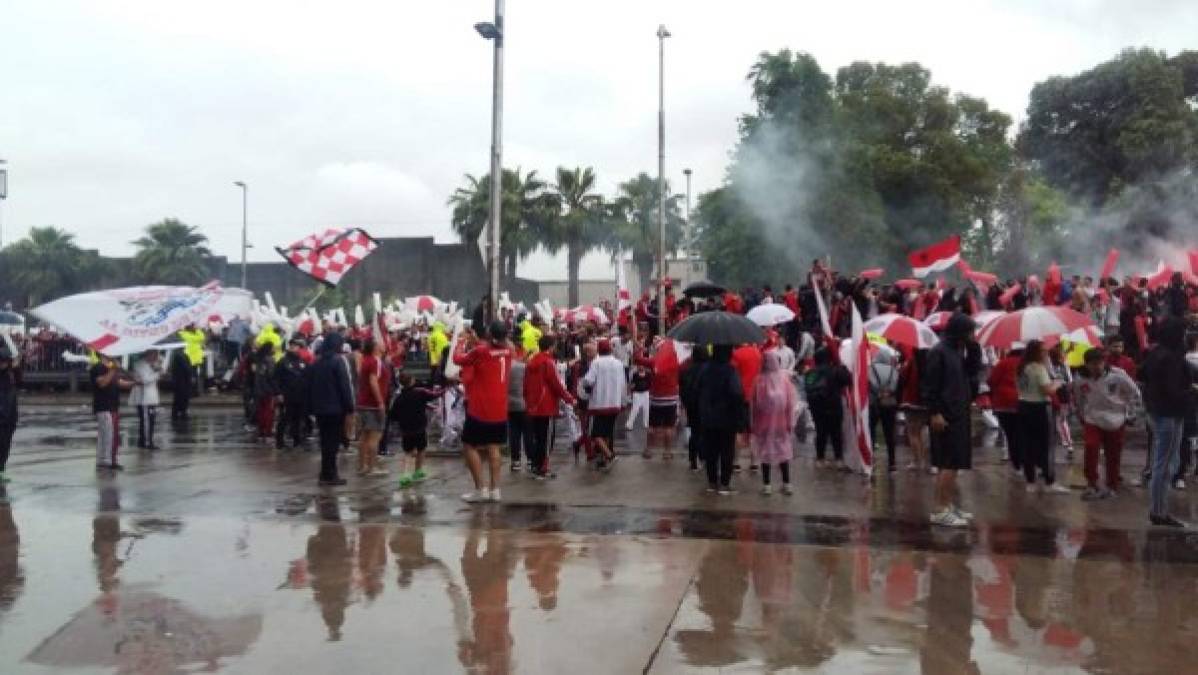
xmin=2 ymin=408 xmax=1198 ymax=673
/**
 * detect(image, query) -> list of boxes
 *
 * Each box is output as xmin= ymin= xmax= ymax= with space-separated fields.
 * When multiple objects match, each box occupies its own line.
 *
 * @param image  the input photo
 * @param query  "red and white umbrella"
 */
xmin=863 ymin=313 xmax=939 ymax=349
xmin=746 ymin=303 xmax=795 ymax=326
xmin=404 ymin=295 xmax=442 ymax=313
xmin=557 ymin=305 xmax=609 ymax=325
xmin=924 ymin=310 xmax=1003 ymax=332
xmin=977 ymin=306 xmax=1095 ymax=349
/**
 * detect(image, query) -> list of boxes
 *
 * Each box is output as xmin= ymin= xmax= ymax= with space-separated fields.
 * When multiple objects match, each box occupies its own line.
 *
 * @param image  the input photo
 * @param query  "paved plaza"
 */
xmin=1 ymin=406 xmax=1197 ymax=674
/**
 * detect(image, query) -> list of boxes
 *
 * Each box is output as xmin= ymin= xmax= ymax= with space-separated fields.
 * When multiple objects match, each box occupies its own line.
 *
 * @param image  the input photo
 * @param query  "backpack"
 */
xmin=804 ymin=367 xmax=833 ymax=410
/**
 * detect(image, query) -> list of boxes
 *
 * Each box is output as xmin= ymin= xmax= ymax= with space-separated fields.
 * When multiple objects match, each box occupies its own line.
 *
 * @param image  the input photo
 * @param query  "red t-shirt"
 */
xmin=732 ymin=345 xmax=763 ymax=400
xmin=453 ymin=343 xmax=513 ymax=423
xmin=357 ymin=354 xmax=389 ymax=409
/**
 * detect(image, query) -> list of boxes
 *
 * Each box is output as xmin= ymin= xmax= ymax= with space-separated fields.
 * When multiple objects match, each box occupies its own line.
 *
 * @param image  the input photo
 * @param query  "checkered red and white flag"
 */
xmin=275 ymin=227 xmax=380 ymax=287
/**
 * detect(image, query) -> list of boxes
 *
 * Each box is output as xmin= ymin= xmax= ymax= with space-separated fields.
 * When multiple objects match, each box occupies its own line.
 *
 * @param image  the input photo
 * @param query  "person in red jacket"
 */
xmin=732 ymin=343 xmax=764 ymax=468
xmin=1105 ymin=336 xmax=1137 ymax=380
xmin=523 ymin=334 xmax=576 ymax=479
xmin=987 ymin=343 xmax=1024 ymax=474
xmin=453 ymin=321 xmax=514 ymax=503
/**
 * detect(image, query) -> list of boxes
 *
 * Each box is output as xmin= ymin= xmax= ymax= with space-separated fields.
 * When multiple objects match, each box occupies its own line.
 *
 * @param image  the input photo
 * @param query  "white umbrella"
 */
xmin=746 ymin=303 xmax=795 ymax=326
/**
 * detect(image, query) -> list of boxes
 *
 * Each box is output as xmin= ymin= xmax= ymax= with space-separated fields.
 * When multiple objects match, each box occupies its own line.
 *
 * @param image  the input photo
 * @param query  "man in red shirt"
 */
xmin=453 ymin=321 xmax=514 ymax=503
xmin=987 ymin=343 xmax=1023 ymax=474
xmin=523 ymin=334 xmax=576 ymax=478
xmin=732 ymin=343 xmax=763 ymax=467
xmin=356 ymin=338 xmax=389 ymax=477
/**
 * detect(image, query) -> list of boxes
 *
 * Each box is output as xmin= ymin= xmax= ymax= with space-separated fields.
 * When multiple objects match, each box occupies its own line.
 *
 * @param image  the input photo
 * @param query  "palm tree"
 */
xmin=132 ymin=219 xmax=213 ymax=285
xmin=3 ymin=226 xmax=94 ymax=306
xmin=447 ymin=169 xmax=553 ymax=283
xmin=611 ymin=173 xmax=684 ymax=294
xmin=543 ymin=166 xmax=607 ymax=306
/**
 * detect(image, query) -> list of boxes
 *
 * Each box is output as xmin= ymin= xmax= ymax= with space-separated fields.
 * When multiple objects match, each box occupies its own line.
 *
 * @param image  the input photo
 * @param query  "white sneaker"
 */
xmin=761 ymin=485 xmax=773 ymax=496
xmin=1026 ymin=484 xmax=1040 ymax=494
xmin=461 ymin=490 xmax=487 ymax=503
xmin=1174 ymin=478 xmax=1186 ymax=490
xmin=1046 ymin=483 xmax=1070 ymax=494
xmin=488 ymin=488 xmax=502 ymax=502
xmin=953 ymin=506 xmax=974 ymax=520
xmin=929 ymin=467 xmax=939 ymax=475
xmin=369 ymin=469 xmax=389 ymax=478
xmin=930 ymin=510 xmax=968 ymax=528
xmin=782 ymin=484 xmax=794 ymax=495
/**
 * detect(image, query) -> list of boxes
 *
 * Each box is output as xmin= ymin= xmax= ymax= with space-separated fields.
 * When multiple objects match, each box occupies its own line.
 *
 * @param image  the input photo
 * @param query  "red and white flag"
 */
xmin=276 ymin=227 xmax=380 ymax=287
xmin=616 ymin=256 xmax=632 ymax=312
xmin=847 ymin=303 xmax=873 ymax=475
xmin=907 ymin=235 xmax=961 ymax=278
xmin=810 ymin=273 xmax=833 ymax=340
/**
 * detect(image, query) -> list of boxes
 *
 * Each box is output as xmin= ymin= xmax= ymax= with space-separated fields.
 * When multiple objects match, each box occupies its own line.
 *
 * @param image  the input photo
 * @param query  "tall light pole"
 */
xmin=656 ymin=24 xmax=670 ymax=337
xmin=233 ymin=181 xmax=247 ymax=289
xmin=0 ymin=159 xmax=7 ymax=249
xmin=683 ymin=167 xmax=692 ymax=287
xmin=477 ymin=1 xmax=504 ymax=323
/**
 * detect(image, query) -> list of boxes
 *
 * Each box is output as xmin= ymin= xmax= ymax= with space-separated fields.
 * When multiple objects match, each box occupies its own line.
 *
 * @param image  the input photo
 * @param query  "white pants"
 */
xmin=96 ymin=412 xmax=119 ymax=466
xmin=626 ymin=391 xmax=650 ymax=429
xmin=563 ymin=403 xmax=583 ymax=443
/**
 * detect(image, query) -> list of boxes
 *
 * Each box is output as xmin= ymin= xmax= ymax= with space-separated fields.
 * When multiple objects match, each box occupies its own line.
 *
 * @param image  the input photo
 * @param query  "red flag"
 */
xmin=1147 ymin=262 xmax=1174 ymax=290
xmin=894 ymin=279 xmax=922 ymax=291
xmin=858 ymin=268 xmax=884 ymax=280
xmin=1188 ymin=250 xmax=1198 ymax=276
xmin=908 ymin=235 xmax=961 ymax=278
xmin=810 ymin=274 xmax=833 ymax=340
xmin=848 ymin=304 xmax=873 ymax=473
xmin=1100 ymin=249 xmax=1120 ymax=280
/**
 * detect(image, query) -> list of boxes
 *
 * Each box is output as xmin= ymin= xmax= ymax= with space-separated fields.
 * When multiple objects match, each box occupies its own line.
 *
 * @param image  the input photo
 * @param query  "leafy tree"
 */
xmin=447 ymin=169 xmax=553 ymax=283
xmin=542 ymin=166 xmax=607 ymax=306
xmin=3 ymin=227 xmax=100 ymax=306
xmin=1019 ymin=48 xmax=1198 ymax=208
xmin=132 ymin=218 xmax=213 ymax=285
xmin=610 ymin=173 xmax=684 ymax=293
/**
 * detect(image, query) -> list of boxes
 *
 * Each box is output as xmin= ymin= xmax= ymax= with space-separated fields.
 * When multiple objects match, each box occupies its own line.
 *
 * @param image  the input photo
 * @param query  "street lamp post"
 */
xmin=0 ymin=159 xmax=8 ymax=249
xmin=233 ymin=181 xmax=247 ymax=289
xmin=477 ymin=1 xmax=504 ymax=324
xmin=683 ymin=167 xmax=692 ymax=288
xmin=656 ymin=24 xmax=670 ymax=338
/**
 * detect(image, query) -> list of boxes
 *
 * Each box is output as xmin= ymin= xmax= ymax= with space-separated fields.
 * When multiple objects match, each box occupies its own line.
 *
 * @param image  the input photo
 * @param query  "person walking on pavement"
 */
xmin=679 ymin=346 xmax=709 ymax=472
xmin=581 ymin=339 xmax=626 ymax=470
xmin=273 ymin=339 xmax=308 ymax=449
xmin=752 ymin=350 xmax=797 ymax=495
xmin=1018 ymin=339 xmax=1068 ymax=495
xmin=0 ymin=346 xmax=19 ymax=483
xmin=306 ymin=332 xmax=354 ymax=487
xmin=355 ymin=338 xmax=389 ymax=477
xmin=251 ymin=343 xmax=279 ymax=444
xmin=506 ymin=348 xmax=530 ymax=473
xmin=699 ymin=344 xmax=747 ymax=495
xmin=804 ymin=347 xmax=851 ymax=470
xmin=169 ymin=347 xmax=193 ymax=421
xmin=523 ymin=334 xmax=576 ymax=479
xmin=91 ymin=354 xmax=131 ymax=472
xmin=922 ymin=313 xmax=981 ymax=528
xmin=130 ymin=350 xmax=163 ymax=450
xmin=1140 ymin=317 xmax=1196 ymax=528
xmin=1073 ymin=347 xmax=1141 ymax=500
xmin=453 ymin=321 xmax=514 ymax=503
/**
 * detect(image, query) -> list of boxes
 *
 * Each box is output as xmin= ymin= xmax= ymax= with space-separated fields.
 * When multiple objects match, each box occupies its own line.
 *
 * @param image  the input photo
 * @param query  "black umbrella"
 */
xmin=668 ymin=311 xmax=765 ymax=345
xmin=682 ymin=280 xmax=726 ymax=298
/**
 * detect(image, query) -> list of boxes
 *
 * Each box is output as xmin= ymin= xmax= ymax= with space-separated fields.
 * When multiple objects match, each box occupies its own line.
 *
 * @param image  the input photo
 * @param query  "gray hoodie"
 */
xmin=507 ymin=359 xmax=527 ymax=413
xmin=1073 ymin=366 xmax=1141 ymax=432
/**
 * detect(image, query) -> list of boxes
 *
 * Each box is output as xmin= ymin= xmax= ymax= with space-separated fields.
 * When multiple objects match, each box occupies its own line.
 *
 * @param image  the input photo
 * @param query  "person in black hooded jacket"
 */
xmin=1141 ymin=317 xmax=1195 ymax=527
xmin=698 ymin=344 xmax=746 ymax=494
xmin=679 ymin=346 xmax=709 ymax=472
xmin=0 ymin=346 xmax=19 ymax=482
xmin=306 ymin=332 xmax=354 ymax=486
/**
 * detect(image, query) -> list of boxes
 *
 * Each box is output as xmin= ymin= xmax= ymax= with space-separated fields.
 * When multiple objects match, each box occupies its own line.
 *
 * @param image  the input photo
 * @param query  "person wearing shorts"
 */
xmin=393 ymin=372 xmax=443 ymax=488
xmin=590 ymin=412 xmax=617 ymax=460
xmin=581 ymin=339 xmax=626 ymax=469
xmin=356 ymin=339 xmax=390 ymax=477
xmin=453 ymin=321 xmax=514 ymax=502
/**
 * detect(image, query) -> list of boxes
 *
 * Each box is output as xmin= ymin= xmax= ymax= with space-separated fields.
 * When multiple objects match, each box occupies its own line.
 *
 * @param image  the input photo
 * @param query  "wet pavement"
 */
xmin=2 ymin=407 xmax=1198 ymax=673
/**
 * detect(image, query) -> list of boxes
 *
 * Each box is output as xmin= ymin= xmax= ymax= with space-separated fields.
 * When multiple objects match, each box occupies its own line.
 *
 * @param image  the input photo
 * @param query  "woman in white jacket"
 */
xmin=582 ymin=339 xmax=627 ymax=470
xmin=130 ymin=350 xmax=164 ymax=449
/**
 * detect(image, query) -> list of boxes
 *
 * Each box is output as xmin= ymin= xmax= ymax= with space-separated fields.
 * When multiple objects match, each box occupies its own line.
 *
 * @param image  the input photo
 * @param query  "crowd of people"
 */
xmin=1 ymin=259 xmax=1197 ymax=531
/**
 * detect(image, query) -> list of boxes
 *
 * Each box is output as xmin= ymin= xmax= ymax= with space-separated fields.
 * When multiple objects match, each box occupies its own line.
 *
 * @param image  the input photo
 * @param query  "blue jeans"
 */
xmin=1149 ymin=416 xmax=1185 ymax=517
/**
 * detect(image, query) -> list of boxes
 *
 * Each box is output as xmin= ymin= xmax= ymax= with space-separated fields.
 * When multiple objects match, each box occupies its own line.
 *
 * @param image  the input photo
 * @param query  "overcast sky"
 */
xmin=2 ymin=0 xmax=1195 ymax=280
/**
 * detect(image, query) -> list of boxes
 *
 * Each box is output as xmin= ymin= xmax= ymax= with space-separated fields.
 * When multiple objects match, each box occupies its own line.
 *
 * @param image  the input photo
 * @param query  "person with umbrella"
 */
xmin=699 ymin=345 xmax=747 ymax=494
xmin=921 ymin=313 xmax=981 ymax=528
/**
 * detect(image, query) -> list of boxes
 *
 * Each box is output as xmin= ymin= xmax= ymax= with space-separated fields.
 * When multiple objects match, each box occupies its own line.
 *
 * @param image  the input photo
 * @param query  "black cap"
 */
xmin=945 ymin=313 xmax=976 ymax=339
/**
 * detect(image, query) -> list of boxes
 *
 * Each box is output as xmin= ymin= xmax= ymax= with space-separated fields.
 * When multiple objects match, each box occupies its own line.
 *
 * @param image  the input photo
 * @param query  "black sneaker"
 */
xmin=318 ymin=478 xmax=348 ymax=487
xmin=110 ymin=464 xmax=125 ymax=471
xmin=1152 ymin=514 xmax=1187 ymax=528
xmin=511 ymin=461 xmax=522 ymax=473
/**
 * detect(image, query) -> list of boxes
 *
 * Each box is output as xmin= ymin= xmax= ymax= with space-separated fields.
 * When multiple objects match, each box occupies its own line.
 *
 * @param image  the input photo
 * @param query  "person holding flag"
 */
xmin=921 ymin=313 xmax=981 ymax=527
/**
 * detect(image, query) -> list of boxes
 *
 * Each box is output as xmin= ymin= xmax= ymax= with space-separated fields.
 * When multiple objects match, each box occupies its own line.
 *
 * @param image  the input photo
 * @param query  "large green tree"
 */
xmin=448 ymin=168 xmax=553 ymax=283
xmin=132 ymin=218 xmax=213 ymax=285
xmin=2 ymin=227 xmax=101 ymax=305
xmin=542 ymin=166 xmax=607 ymax=306
xmin=610 ymin=173 xmax=684 ymax=293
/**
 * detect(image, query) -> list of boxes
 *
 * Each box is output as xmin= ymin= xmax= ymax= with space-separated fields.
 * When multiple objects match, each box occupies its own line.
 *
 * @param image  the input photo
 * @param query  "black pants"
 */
xmin=1019 ymin=401 xmax=1054 ymax=484
xmin=508 ymin=410 xmax=529 ymax=463
xmin=812 ymin=406 xmax=844 ymax=461
xmin=136 ymin=405 xmax=157 ymax=448
xmin=762 ymin=461 xmax=791 ymax=485
xmin=870 ymin=405 xmax=897 ymax=469
xmin=172 ymin=380 xmax=191 ymax=419
xmin=703 ymin=428 xmax=736 ymax=488
xmin=316 ymin=414 xmax=344 ymax=481
xmin=996 ymin=411 xmax=1023 ymax=471
xmin=276 ymin=401 xmax=305 ymax=448
xmin=687 ymin=424 xmax=702 ymax=469
xmin=528 ymin=416 xmax=553 ymax=473
xmin=0 ymin=424 xmax=13 ymax=473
